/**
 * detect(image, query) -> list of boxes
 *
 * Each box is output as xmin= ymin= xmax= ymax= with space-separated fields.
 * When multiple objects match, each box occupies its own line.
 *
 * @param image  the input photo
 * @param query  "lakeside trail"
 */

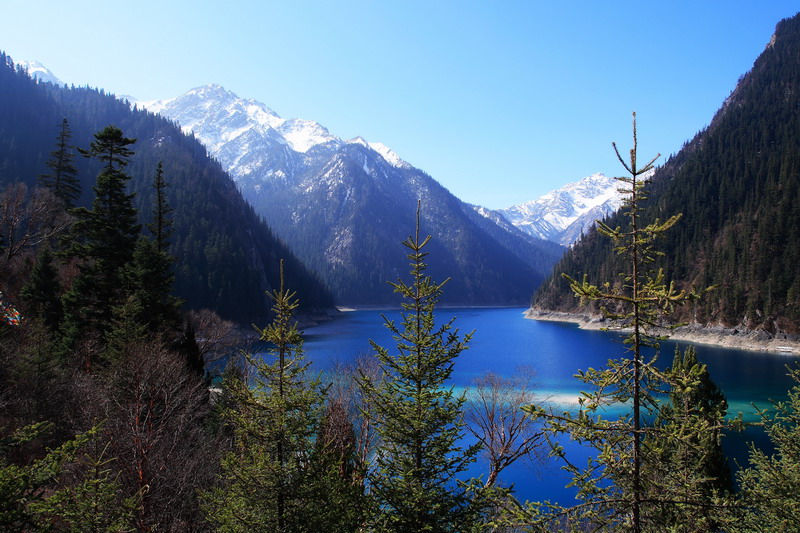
xmin=527 ymin=309 xmax=800 ymax=355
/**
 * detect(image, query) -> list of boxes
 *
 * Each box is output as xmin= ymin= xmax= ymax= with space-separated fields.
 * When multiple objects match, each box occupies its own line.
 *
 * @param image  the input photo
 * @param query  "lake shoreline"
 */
xmin=526 ymin=309 xmax=800 ymax=355
xmin=335 ymin=304 xmax=525 ymax=312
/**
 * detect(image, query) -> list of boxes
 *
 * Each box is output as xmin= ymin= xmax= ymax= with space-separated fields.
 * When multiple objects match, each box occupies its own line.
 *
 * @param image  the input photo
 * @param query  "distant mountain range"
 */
xmin=141 ymin=86 xmax=622 ymax=249
xmin=137 ymin=85 xmax=564 ymax=305
xmin=493 ymin=173 xmax=630 ymax=247
xmin=9 ymin=58 xmax=641 ymax=307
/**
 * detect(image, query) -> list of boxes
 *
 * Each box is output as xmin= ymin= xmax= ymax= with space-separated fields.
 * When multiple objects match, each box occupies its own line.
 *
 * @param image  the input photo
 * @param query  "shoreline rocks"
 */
xmin=526 ymin=309 xmax=800 ymax=355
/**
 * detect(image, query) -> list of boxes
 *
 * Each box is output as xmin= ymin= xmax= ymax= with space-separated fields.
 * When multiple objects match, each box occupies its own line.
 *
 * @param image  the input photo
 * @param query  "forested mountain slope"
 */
xmin=533 ymin=14 xmax=800 ymax=334
xmin=0 ymin=52 xmax=333 ymax=321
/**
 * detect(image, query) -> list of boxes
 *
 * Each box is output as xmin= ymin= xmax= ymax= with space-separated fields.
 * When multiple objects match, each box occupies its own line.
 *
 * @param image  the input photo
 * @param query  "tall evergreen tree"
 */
xmin=20 ymin=248 xmax=63 ymax=331
xmin=120 ymin=237 xmax=182 ymax=338
xmin=105 ymin=161 xmax=183 ymax=352
xmin=360 ymin=203 xmax=482 ymax=532
xmin=521 ymin=115 xmax=729 ymax=532
xmin=147 ymin=161 xmax=173 ymax=253
xmin=202 ymin=262 xmax=362 ymax=532
xmin=38 ymin=118 xmax=80 ymax=208
xmin=648 ymin=346 xmax=732 ymax=531
xmin=60 ymin=126 xmax=139 ymax=365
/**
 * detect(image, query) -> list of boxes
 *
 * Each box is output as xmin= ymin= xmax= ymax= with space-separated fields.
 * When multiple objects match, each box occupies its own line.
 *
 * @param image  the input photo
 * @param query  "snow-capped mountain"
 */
xmin=139 ymin=85 xmax=409 ymax=180
xmin=17 ymin=60 xmax=64 ymax=86
xmin=137 ymin=84 xmax=563 ymax=305
xmin=497 ymin=173 xmax=631 ymax=246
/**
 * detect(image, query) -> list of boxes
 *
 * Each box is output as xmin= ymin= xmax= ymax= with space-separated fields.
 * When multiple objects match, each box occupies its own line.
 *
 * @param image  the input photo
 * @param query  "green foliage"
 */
xmin=103 ymin=295 xmax=149 ymax=365
xmin=203 ymin=262 xmax=364 ymax=532
xmin=20 ymin=248 xmax=63 ymax=331
xmin=28 ymin=428 xmax=136 ymax=532
xmin=60 ymin=126 xmax=140 ymax=362
xmin=730 ymin=366 xmax=800 ymax=532
xmin=146 ymin=161 xmax=173 ymax=253
xmin=360 ymin=204 xmax=482 ymax=532
xmin=0 ymin=422 xmax=87 ymax=531
xmin=520 ymin=116 xmax=730 ymax=532
xmin=38 ymin=118 xmax=80 ymax=208
xmin=120 ymin=236 xmax=182 ymax=336
xmin=659 ymin=346 xmax=733 ymax=492
xmin=645 ymin=346 xmax=734 ymax=532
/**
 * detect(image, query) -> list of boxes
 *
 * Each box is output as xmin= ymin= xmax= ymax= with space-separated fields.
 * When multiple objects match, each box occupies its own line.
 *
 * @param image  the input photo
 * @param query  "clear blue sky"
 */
xmin=2 ymin=1 xmax=798 ymax=209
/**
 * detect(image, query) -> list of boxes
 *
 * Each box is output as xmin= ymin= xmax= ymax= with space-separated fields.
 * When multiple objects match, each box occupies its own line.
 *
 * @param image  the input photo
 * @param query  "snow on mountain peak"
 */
xmin=345 ymin=137 xmax=409 ymax=168
xmin=278 ymin=118 xmax=339 ymax=153
xmin=368 ymin=142 xmax=410 ymax=169
xmin=138 ymin=84 xmax=346 ymax=154
xmin=496 ymin=172 xmax=630 ymax=246
xmin=17 ymin=60 xmax=64 ymax=86
xmin=347 ymin=136 xmax=369 ymax=147
xmin=140 ymin=83 xmax=415 ymax=169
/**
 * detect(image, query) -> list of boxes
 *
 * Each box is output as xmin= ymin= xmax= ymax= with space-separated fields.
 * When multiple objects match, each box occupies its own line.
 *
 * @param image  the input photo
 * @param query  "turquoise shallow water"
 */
xmin=299 ymin=307 xmax=800 ymax=504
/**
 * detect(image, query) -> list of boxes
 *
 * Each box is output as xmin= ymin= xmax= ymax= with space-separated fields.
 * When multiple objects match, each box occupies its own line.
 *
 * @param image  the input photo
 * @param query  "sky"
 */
xmin=2 ymin=1 xmax=799 ymax=209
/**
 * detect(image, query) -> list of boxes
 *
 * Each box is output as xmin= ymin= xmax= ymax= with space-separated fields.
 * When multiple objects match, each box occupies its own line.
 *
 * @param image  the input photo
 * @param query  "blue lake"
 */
xmin=301 ymin=307 xmax=800 ymax=504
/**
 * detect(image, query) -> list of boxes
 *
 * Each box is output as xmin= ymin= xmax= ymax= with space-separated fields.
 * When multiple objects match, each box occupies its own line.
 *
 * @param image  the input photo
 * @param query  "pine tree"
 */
xmin=38 ymin=118 xmax=81 ymax=208
xmin=20 ymin=248 xmax=63 ymax=331
xmin=0 ymin=422 xmax=88 ymax=531
xmin=147 ymin=161 xmax=173 ymax=253
xmin=103 ymin=295 xmax=149 ymax=365
xmin=175 ymin=319 xmax=205 ymax=380
xmin=60 ymin=126 xmax=140 ymax=366
xmin=202 ymin=261 xmax=360 ymax=532
xmin=520 ymin=114 xmax=727 ymax=532
xmin=360 ymin=202 xmax=482 ymax=532
xmin=648 ymin=346 xmax=733 ymax=531
xmin=28 ymin=427 xmax=136 ymax=532
xmin=120 ymin=236 xmax=182 ymax=337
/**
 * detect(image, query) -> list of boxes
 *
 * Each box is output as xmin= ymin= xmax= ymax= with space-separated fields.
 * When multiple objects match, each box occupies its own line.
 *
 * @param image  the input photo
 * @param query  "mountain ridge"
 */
xmin=139 ymin=84 xmax=563 ymax=305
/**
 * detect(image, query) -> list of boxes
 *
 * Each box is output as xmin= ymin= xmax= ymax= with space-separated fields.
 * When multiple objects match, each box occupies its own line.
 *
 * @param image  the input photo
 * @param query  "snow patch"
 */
xmin=17 ymin=60 xmax=64 ymax=86
xmin=369 ymin=142 xmax=410 ymax=168
xmin=498 ymin=172 xmax=649 ymax=246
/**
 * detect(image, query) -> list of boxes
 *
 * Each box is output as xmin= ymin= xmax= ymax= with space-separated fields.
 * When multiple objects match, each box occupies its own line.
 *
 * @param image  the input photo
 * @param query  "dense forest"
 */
xmin=534 ymin=15 xmax=800 ymax=335
xmin=0 ymin=52 xmax=333 ymax=322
